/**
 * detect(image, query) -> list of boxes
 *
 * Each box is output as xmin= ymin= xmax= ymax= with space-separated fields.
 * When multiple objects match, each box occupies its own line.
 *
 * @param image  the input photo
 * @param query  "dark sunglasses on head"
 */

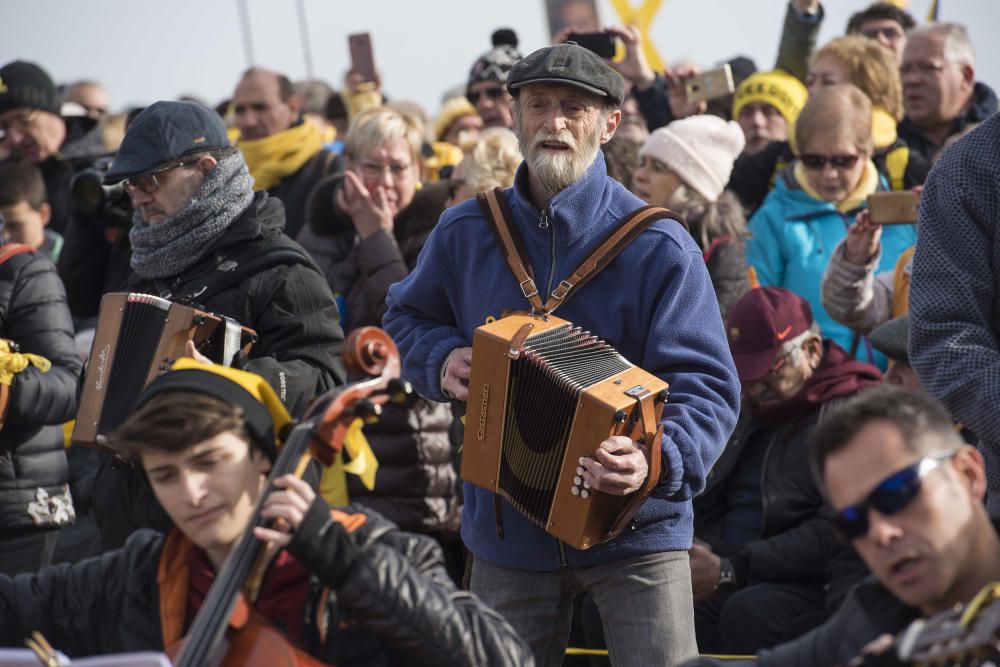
xmin=833 ymin=449 xmax=959 ymax=539
xmin=800 ymin=153 xmax=861 ymax=170
xmin=467 ymin=87 xmax=506 ymax=106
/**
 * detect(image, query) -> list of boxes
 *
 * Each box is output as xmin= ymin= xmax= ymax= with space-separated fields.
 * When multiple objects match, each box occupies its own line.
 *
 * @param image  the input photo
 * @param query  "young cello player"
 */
xmin=0 ymin=360 xmax=531 ymax=666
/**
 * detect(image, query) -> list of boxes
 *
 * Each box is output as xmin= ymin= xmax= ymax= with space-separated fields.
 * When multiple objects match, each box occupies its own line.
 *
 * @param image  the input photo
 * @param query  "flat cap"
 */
xmin=507 ymin=42 xmax=625 ymax=105
xmin=868 ymin=314 xmax=909 ymax=363
xmin=104 ymin=100 xmax=231 ymax=184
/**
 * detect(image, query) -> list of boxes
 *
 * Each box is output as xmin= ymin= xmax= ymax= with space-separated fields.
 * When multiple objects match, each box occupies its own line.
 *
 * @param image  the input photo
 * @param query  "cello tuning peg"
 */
xmin=387 ymin=378 xmax=416 ymax=406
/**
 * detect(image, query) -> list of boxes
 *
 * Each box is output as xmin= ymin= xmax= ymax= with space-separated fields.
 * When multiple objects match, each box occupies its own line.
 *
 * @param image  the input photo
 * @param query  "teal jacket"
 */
xmin=746 ymin=169 xmax=916 ymax=365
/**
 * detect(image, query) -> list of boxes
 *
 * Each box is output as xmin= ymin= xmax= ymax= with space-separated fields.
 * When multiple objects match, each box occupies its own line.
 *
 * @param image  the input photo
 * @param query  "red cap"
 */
xmin=726 ymin=287 xmax=813 ymax=383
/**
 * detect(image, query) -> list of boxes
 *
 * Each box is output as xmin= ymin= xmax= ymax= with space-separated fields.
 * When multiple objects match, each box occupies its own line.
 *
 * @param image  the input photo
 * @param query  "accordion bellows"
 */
xmin=462 ymin=313 xmax=669 ymax=549
xmin=73 ymin=292 xmax=256 ymax=448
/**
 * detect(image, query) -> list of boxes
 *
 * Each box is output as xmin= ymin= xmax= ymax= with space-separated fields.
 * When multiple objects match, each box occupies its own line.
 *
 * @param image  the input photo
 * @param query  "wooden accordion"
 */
xmin=461 ymin=312 xmax=669 ymax=550
xmin=72 ymin=292 xmax=257 ymax=448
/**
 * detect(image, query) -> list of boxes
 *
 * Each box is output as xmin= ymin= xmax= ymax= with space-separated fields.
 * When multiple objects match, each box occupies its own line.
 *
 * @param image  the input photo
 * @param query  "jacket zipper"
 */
xmin=758 ymin=432 xmax=778 ymax=539
xmin=540 ymin=209 xmax=557 ymax=299
xmin=558 ymin=539 xmax=568 ymax=568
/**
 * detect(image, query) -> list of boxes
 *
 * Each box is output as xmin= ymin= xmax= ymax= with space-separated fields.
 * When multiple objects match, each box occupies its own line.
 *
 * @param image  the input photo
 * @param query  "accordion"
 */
xmin=461 ymin=312 xmax=669 ymax=550
xmin=73 ymin=292 xmax=257 ymax=448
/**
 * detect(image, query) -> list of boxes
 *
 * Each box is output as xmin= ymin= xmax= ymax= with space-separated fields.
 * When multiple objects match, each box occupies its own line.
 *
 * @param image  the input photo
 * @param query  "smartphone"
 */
xmin=685 ymin=64 xmax=735 ymax=105
xmin=867 ymin=191 xmax=920 ymax=225
xmin=348 ymin=33 xmax=377 ymax=84
xmin=567 ymin=32 xmax=617 ymax=59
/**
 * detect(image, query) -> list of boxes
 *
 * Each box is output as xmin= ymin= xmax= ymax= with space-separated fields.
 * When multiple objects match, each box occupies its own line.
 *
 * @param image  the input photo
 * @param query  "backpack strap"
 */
xmin=0 ymin=243 xmax=34 ymax=266
xmin=477 ymin=188 xmax=545 ymax=313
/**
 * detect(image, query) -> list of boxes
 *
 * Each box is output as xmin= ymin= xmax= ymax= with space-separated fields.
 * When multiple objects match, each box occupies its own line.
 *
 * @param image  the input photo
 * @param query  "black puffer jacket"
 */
xmin=92 ymin=193 xmax=346 ymax=549
xmin=0 ymin=502 xmax=532 ymax=666
xmin=0 ymin=249 xmax=82 ymax=533
xmin=299 ymin=175 xmax=459 ymax=534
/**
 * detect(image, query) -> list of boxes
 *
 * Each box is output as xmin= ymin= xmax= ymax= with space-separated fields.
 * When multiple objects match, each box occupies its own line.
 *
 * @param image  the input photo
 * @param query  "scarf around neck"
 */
xmin=238 ymin=118 xmax=325 ymax=191
xmin=129 ymin=153 xmax=254 ymax=280
xmin=793 ymin=157 xmax=880 ymax=213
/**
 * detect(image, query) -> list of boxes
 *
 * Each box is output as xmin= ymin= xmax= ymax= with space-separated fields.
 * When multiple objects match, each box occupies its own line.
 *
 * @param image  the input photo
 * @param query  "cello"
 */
xmin=169 ymin=327 xmax=410 ymax=667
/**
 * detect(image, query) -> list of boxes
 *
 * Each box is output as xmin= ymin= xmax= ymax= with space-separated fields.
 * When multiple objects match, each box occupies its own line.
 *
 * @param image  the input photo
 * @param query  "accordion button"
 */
xmin=583 ymin=481 xmax=591 ymax=490
xmin=576 ymin=466 xmax=584 ymax=476
xmin=581 ymin=490 xmax=590 ymax=499
xmin=571 ymin=486 xmax=580 ymax=496
xmin=573 ymin=476 xmax=582 ymax=485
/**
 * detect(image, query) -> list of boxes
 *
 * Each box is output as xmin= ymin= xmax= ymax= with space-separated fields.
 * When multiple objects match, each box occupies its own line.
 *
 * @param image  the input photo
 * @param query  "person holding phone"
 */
xmin=745 ymin=84 xmax=916 ymax=369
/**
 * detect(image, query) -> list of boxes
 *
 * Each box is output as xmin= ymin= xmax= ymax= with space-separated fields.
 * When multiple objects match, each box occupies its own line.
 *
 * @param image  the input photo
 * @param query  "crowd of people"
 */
xmin=0 ymin=1 xmax=998 ymax=665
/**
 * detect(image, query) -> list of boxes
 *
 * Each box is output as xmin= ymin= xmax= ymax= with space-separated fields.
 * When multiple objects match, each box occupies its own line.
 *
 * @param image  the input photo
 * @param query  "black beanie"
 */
xmin=0 ymin=61 xmax=59 ymax=115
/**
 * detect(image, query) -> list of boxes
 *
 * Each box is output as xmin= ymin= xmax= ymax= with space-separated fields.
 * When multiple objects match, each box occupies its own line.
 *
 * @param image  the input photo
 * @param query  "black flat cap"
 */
xmin=104 ymin=100 xmax=231 ymax=184
xmin=868 ymin=314 xmax=909 ymax=363
xmin=507 ymin=43 xmax=625 ymax=105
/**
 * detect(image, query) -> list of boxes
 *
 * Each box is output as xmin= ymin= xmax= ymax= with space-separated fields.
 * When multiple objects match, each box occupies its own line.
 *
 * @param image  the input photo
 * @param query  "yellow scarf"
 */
xmin=0 ymin=339 xmax=50 ymax=385
xmin=238 ymin=118 xmax=325 ymax=192
xmin=872 ymin=107 xmax=898 ymax=151
xmin=794 ymin=158 xmax=880 ymax=213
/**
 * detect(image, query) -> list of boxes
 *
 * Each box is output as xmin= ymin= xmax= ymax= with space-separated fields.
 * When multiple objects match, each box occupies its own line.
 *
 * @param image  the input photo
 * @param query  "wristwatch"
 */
xmin=717 ymin=557 xmax=737 ymax=589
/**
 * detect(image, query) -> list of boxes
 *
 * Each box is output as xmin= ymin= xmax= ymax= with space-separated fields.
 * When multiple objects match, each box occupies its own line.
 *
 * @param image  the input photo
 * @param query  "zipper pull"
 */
xmin=538 ymin=210 xmax=550 ymax=229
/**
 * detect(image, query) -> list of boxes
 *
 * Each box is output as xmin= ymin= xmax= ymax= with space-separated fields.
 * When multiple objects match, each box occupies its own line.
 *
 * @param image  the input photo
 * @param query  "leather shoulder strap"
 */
xmin=544 ymin=205 xmax=683 ymax=314
xmin=476 ymin=188 xmax=545 ymax=313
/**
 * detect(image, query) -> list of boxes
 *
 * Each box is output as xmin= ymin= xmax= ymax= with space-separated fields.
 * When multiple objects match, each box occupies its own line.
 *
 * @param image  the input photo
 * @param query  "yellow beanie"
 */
xmin=136 ymin=358 xmax=293 ymax=459
xmin=732 ymin=69 xmax=809 ymax=128
xmin=434 ymin=96 xmax=478 ymax=142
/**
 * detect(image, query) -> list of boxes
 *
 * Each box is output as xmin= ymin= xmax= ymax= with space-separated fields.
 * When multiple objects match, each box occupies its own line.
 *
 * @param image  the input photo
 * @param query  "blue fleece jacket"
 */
xmin=746 ymin=170 xmax=916 ymax=366
xmin=384 ymin=151 xmax=741 ymax=570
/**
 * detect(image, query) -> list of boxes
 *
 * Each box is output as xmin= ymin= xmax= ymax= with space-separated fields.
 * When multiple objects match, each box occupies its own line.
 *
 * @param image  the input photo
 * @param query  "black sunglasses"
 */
xmin=833 ymin=449 xmax=959 ymax=539
xmin=467 ymin=87 xmax=506 ymax=106
xmin=800 ymin=153 xmax=861 ymax=170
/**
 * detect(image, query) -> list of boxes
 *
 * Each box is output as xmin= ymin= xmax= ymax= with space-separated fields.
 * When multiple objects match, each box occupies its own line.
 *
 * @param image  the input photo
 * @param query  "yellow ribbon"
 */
xmin=318 ymin=417 xmax=379 ymax=507
xmin=608 ymin=0 xmax=667 ymax=72
xmin=237 ymin=117 xmax=326 ymax=191
xmin=0 ymin=340 xmax=50 ymax=386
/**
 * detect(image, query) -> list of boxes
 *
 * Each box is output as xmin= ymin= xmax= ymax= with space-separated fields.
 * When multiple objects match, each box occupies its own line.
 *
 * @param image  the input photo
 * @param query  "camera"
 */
xmin=70 ymin=155 xmax=133 ymax=229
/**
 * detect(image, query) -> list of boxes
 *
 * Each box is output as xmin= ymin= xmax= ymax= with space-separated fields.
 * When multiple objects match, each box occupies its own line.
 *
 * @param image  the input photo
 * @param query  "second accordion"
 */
xmin=461 ymin=312 xmax=669 ymax=550
xmin=73 ymin=292 xmax=257 ymax=449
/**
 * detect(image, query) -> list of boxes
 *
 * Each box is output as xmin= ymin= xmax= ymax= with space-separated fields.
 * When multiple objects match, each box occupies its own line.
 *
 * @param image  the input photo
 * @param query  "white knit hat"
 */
xmin=638 ymin=115 xmax=746 ymax=202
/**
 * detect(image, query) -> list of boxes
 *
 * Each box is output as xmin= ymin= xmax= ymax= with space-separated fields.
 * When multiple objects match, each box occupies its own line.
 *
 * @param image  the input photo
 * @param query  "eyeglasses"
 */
xmin=900 ymin=61 xmax=948 ymax=77
xmin=358 ymin=161 xmax=413 ymax=180
xmin=122 ymin=158 xmax=202 ymax=195
xmin=861 ymin=26 xmax=904 ymax=41
xmin=799 ymin=153 xmax=861 ymax=170
xmin=467 ymin=87 xmax=506 ymax=106
xmin=0 ymin=110 xmax=39 ymax=141
xmin=832 ymin=449 xmax=959 ymax=539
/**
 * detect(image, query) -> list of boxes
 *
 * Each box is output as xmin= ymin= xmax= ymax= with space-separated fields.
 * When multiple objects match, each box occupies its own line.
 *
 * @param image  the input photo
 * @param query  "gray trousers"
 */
xmin=471 ymin=550 xmax=697 ymax=667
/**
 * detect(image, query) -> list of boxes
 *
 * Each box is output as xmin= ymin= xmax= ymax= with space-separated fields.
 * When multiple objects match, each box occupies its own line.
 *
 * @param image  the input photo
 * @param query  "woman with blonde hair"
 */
xmin=446 ymin=127 xmax=522 ymax=206
xmin=808 ymin=35 xmax=928 ymax=191
xmin=746 ymin=84 xmax=917 ymax=366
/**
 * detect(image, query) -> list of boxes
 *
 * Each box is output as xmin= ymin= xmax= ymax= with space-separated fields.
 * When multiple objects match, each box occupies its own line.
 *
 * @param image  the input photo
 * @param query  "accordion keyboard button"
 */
xmin=581 ymin=490 xmax=590 ymax=499
xmin=571 ymin=486 xmax=580 ymax=496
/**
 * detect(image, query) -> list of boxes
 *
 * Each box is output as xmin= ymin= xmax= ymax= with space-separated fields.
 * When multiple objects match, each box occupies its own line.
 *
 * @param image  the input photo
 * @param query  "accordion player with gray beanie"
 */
xmin=633 ymin=115 xmax=750 ymax=317
xmin=88 ymin=100 xmax=346 ymax=551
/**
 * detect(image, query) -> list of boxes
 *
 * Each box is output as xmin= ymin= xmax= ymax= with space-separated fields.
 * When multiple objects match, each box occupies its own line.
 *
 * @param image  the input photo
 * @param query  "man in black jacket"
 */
xmin=691 ymin=287 xmax=880 ymax=653
xmin=0 ymin=362 xmax=531 ymax=666
xmin=90 ymin=100 xmax=345 ymax=549
xmin=684 ymin=386 xmax=1000 ymax=667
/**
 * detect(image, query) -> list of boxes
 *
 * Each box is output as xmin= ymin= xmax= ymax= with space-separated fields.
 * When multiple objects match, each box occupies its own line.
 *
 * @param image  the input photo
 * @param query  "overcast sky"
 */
xmin=3 ymin=0 xmax=997 ymax=118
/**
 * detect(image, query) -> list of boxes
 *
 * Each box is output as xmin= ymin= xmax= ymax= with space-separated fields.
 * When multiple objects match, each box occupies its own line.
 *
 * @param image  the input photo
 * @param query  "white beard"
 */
xmin=517 ymin=116 xmax=605 ymax=200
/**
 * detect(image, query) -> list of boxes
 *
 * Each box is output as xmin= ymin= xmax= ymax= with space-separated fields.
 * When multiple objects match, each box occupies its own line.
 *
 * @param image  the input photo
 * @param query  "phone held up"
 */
xmin=685 ymin=64 xmax=735 ymax=105
xmin=567 ymin=32 xmax=618 ymax=59
xmin=867 ymin=191 xmax=921 ymax=225
xmin=348 ymin=32 xmax=378 ymax=84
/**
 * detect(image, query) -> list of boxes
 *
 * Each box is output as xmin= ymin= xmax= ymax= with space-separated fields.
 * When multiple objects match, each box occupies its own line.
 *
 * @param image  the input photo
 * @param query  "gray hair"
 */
xmin=781 ymin=322 xmax=822 ymax=359
xmin=910 ymin=22 xmax=976 ymax=67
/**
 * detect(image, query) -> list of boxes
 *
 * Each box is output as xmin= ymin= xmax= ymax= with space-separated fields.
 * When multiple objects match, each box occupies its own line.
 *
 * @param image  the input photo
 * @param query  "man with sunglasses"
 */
xmin=465 ymin=29 xmax=522 ymax=129
xmin=683 ymin=385 xmax=1000 ymax=666
xmin=690 ymin=286 xmax=880 ymax=654
xmin=89 ymin=100 xmax=345 ymax=551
